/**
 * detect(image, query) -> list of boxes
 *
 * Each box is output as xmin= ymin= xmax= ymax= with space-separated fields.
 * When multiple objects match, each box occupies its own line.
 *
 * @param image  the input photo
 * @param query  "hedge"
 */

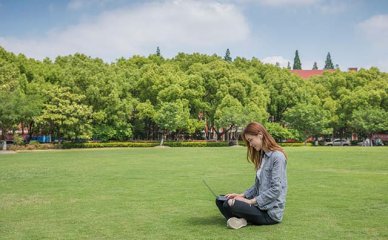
xmin=7 ymin=141 xmax=311 ymax=150
xmin=61 ymin=142 xmax=159 ymax=149
xmin=279 ymin=142 xmax=310 ymax=147
xmin=9 ymin=143 xmax=59 ymax=151
xmin=163 ymin=141 xmax=229 ymax=147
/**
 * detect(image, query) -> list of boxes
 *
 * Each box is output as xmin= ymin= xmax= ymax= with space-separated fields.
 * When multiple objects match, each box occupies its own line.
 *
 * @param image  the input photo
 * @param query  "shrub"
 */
xmin=163 ymin=141 xmax=229 ymax=147
xmin=278 ymin=142 xmax=307 ymax=147
xmin=9 ymin=143 xmax=57 ymax=151
xmin=60 ymin=142 xmax=159 ymax=149
xmin=13 ymin=134 xmax=25 ymax=145
xmin=351 ymin=140 xmax=359 ymax=146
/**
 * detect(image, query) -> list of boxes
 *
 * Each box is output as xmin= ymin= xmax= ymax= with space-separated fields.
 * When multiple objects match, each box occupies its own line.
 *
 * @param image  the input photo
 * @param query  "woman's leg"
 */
xmin=215 ymin=199 xmax=234 ymax=219
xmin=228 ymin=200 xmax=277 ymax=225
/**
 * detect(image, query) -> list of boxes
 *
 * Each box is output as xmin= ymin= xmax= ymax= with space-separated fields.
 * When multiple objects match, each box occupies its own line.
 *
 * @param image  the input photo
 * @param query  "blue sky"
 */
xmin=1 ymin=0 xmax=388 ymax=71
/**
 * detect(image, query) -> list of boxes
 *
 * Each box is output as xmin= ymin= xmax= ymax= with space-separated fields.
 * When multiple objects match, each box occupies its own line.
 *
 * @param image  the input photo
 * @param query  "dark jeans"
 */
xmin=216 ymin=199 xmax=278 ymax=225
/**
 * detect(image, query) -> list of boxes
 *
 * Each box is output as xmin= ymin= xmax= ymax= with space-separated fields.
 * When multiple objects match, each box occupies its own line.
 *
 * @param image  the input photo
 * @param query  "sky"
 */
xmin=1 ymin=0 xmax=388 ymax=71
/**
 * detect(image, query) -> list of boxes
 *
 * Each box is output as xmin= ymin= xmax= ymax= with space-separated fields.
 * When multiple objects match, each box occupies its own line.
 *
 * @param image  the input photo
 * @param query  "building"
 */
xmin=290 ymin=69 xmax=335 ymax=79
xmin=290 ymin=68 xmax=358 ymax=79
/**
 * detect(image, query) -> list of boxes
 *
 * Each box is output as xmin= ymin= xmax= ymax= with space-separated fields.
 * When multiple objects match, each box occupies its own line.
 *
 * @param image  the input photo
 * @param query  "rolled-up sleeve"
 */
xmin=244 ymin=184 xmax=256 ymax=199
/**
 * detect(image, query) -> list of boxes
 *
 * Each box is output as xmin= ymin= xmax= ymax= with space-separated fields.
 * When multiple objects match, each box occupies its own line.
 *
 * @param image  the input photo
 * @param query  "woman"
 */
xmin=216 ymin=122 xmax=288 ymax=229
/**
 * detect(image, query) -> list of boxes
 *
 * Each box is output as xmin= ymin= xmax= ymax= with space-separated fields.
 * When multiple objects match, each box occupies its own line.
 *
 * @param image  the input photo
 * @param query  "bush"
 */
xmin=279 ymin=142 xmax=308 ymax=147
xmin=13 ymin=134 xmax=25 ymax=145
xmin=163 ymin=141 xmax=229 ymax=147
xmin=351 ymin=140 xmax=360 ymax=146
xmin=60 ymin=142 xmax=159 ymax=149
xmin=9 ymin=143 xmax=58 ymax=151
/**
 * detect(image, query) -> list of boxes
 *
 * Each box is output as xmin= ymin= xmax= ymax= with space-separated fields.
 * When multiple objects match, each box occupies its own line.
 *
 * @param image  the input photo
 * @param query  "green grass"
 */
xmin=0 ymin=147 xmax=387 ymax=239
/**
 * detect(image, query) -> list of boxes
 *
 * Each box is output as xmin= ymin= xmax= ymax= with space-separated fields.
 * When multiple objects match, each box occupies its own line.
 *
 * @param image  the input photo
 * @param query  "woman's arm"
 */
xmin=243 ymin=184 xmax=256 ymax=199
xmin=255 ymin=154 xmax=286 ymax=208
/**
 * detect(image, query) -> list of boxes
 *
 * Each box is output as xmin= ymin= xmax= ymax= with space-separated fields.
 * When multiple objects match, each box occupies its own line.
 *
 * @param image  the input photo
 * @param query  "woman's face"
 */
xmin=245 ymin=133 xmax=263 ymax=151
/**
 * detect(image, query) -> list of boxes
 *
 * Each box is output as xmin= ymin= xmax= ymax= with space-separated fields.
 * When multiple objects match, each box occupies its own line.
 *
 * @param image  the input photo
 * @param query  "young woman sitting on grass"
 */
xmin=216 ymin=122 xmax=288 ymax=229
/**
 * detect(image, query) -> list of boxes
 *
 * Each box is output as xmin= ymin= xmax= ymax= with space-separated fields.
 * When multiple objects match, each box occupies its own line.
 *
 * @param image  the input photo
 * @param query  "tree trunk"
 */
xmin=234 ymin=126 xmax=240 ymax=145
xmin=57 ymin=126 xmax=61 ymax=144
xmin=213 ymin=125 xmax=234 ymax=141
xmin=27 ymin=121 xmax=34 ymax=143
xmin=1 ymin=128 xmax=4 ymax=141
xmin=160 ymin=132 xmax=166 ymax=146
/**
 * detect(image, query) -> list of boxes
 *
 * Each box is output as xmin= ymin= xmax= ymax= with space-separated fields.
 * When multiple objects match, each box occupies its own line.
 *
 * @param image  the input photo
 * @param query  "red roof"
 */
xmin=290 ymin=70 xmax=335 ymax=79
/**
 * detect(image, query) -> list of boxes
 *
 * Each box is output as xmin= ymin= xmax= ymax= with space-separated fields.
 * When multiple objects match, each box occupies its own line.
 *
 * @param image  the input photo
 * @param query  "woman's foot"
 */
xmin=227 ymin=217 xmax=248 ymax=229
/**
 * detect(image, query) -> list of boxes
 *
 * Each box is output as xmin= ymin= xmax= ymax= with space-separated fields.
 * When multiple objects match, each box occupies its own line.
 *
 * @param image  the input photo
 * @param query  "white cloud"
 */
xmin=235 ymin=0 xmax=319 ymax=7
xmin=262 ymin=56 xmax=291 ymax=67
xmin=318 ymin=0 xmax=349 ymax=14
xmin=358 ymin=14 xmax=388 ymax=49
xmin=0 ymin=0 xmax=251 ymax=61
xmin=356 ymin=14 xmax=388 ymax=72
xmin=67 ymin=0 xmax=115 ymax=10
xmin=235 ymin=0 xmax=349 ymax=14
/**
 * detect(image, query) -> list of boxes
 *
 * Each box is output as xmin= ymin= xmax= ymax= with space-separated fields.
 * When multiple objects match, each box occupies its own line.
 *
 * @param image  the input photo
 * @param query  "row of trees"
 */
xmin=0 ymin=46 xmax=387 ymax=143
xmin=290 ymin=50 xmax=336 ymax=70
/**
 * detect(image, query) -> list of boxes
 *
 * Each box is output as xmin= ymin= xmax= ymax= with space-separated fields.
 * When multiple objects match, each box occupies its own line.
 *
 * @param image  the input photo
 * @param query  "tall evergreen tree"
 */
xmin=312 ymin=62 xmax=318 ymax=70
xmin=224 ymin=48 xmax=232 ymax=62
xmin=293 ymin=50 xmax=302 ymax=70
xmin=156 ymin=46 xmax=161 ymax=56
xmin=324 ymin=52 xmax=334 ymax=69
xmin=287 ymin=61 xmax=291 ymax=70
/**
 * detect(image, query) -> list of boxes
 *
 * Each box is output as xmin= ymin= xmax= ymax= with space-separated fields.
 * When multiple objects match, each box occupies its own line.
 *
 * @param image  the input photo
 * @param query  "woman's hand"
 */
xmin=234 ymin=196 xmax=255 ymax=205
xmin=225 ymin=193 xmax=244 ymax=199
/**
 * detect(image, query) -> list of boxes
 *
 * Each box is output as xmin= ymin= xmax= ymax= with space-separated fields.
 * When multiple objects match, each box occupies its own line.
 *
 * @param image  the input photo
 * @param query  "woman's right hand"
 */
xmin=225 ymin=193 xmax=244 ymax=199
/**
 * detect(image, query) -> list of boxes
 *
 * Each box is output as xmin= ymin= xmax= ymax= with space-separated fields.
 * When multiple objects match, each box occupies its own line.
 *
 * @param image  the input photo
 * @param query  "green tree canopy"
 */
xmin=224 ymin=48 xmax=232 ymax=62
xmin=313 ymin=62 xmax=318 ymax=70
xmin=293 ymin=50 xmax=302 ymax=70
xmin=324 ymin=52 xmax=334 ymax=69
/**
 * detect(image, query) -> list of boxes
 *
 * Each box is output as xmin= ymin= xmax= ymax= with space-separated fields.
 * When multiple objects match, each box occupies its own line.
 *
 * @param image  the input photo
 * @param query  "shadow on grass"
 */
xmin=186 ymin=215 xmax=225 ymax=227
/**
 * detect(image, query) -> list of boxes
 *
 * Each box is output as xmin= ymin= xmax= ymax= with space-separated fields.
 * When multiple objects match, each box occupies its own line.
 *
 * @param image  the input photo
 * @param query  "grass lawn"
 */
xmin=0 ymin=147 xmax=387 ymax=239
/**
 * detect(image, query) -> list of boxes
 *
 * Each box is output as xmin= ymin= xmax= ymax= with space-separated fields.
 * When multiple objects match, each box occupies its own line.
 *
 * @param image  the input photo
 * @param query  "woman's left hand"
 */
xmin=234 ymin=196 xmax=255 ymax=205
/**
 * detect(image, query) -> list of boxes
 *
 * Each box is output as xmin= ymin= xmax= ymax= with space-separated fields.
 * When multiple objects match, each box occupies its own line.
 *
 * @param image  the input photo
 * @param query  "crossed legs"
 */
xmin=216 ymin=198 xmax=277 ymax=226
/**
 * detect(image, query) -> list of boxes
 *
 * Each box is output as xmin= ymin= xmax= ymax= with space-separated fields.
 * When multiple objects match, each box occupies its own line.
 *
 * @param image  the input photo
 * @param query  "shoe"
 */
xmin=227 ymin=217 xmax=248 ymax=229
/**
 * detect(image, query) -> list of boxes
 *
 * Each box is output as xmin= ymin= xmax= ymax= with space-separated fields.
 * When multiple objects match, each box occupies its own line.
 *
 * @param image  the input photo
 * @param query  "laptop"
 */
xmin=202 ymin=179 xmax=228 ymax=201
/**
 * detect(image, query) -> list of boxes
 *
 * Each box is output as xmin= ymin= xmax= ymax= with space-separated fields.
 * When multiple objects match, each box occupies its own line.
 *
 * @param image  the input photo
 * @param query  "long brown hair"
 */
xmin=242 ymin=122 xmax=287 ymax=170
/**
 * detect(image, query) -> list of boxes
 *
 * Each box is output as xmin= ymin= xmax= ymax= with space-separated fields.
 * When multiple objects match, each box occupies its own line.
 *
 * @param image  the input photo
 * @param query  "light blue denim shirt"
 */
xmin=244 ymin=150 xmax=288 ymax=222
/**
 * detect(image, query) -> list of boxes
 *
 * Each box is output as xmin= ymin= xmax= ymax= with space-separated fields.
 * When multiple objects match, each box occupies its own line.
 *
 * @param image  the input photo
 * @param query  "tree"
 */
xmin=214 ymin=95 xmax=244 ymax=140
xmin=262 ymin=67 xmax=306 ymax=122
xmin=35 ymin=86 xmax=93 ymax=141
xmin=156 ymin=46 xmax=161 ymax=57
xmin=224 ymin=48 xmax=232 ymax=62
xmin=284 ymin=102 xmax=330 ymax=143
xmin=324 ymin=52 xmax=334 ymax=69
xmin=312 ymin=62 xmax=318 ymax=70
xmin=287 ymin=62 xmax=291 ymax=70
xmin=154 ymin=100 xmax=191 ymax=145
xmin=293 ymin=50 xmax=302 ymax=70
xmin=350 ymin=108 xmax=388 ymax=139
xmin=17 ymin=83 xmax=45 ymax=142
xmin=0 ymin=90 xmax=20 ymax=140
xmin=0 ymin=58 xmax=23 ymax=139
xmin=264 ymin=122 xmax=294 ymax=142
